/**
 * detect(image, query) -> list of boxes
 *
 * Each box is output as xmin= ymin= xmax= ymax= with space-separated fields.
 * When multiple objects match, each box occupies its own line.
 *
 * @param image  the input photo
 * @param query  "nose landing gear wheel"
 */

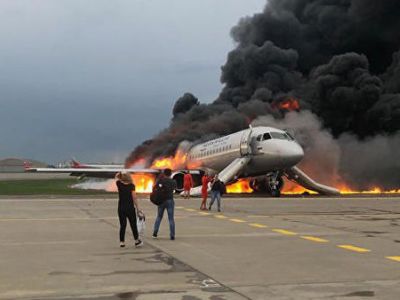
xmin=270 ymin=189 xmax=281 ymax=197
xmin=267 ymin=171 xmax=284 ymax=197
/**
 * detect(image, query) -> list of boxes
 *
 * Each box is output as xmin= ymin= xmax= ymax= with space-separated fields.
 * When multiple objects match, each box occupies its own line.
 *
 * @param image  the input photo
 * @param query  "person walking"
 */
xmin=200 ymin=173 xmax=211 ymax=210
xmin=152 ymin=168 xmax=177 ymax=240
xmin=115 ymin=172 xmax=143 ymax=248
xmin=209 ymin=175 xmax=225 ymax=212
xmin=183 ymin=171 xmax=193 ymax=199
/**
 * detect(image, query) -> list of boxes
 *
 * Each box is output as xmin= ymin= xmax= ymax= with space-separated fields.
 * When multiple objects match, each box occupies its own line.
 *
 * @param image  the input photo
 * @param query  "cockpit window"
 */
xmin=263 ymin=133 xmax=271 ymax=140
xmin=270 ymin=132 xmax=291 ymax=140
xmin=285 ymin=131 xmax=295 ymax=141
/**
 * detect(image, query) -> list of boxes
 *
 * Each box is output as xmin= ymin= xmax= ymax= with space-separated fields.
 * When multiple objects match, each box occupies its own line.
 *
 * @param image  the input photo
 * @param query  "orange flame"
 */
xmin=337 ymin=185 xmax=400 ymax=195
xmin=225 ymin=178 xmax=400 ymax=195
xmin=281 ymin=182 xmax=400 ymax=195
xmin=132 ymin=174 xmax=155 ymax=193
xmin=108 ymin=174 xmax=155 ymax=194
xmin=126 ymin=151 xmax=187 ymax=194
xmin=226 ymin=179 xmax=253 ymax=193
xmin=278 ymin=98 xmax=300 ymax=111
xmin=150 ymin=150 xmax=187 ymax=170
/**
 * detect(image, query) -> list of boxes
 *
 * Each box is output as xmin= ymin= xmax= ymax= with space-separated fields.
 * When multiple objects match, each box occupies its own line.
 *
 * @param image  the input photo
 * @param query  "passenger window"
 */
xmin=256 ymin=135 xmax=262 ymax=141
xmin=263 ymin=133 xmax=271 ymax=140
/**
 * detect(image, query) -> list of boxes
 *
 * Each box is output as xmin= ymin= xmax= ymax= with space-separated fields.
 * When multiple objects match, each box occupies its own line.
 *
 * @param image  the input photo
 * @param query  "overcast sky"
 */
xmin=0 ymin=0 xmax=265 ymax=164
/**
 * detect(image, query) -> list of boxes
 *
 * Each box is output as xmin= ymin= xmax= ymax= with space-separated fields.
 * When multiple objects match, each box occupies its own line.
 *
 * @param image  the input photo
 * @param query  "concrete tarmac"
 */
xmin=1 ymin=195 xmax=400 ymax=299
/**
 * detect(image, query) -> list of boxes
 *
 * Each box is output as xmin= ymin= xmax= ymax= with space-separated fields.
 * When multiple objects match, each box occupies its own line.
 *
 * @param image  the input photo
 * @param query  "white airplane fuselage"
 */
xmin=185 ymin=126 xmax=304 ymax=178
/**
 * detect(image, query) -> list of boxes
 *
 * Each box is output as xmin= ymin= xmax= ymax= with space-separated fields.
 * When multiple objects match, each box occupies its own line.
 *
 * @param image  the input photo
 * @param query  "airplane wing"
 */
xmin=26 ymin=167 xmax=161 ymax=179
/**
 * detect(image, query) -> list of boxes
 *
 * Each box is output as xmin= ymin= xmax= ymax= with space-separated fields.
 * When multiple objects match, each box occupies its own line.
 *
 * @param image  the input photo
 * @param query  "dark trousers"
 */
xmin=118 ymin=208 xmax=139 ymax=242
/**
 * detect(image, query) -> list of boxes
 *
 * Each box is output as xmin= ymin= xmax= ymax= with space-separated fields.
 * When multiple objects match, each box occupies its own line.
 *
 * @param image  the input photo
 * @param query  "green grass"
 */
xmin=0 ymin=179 xmax=115 ymax=195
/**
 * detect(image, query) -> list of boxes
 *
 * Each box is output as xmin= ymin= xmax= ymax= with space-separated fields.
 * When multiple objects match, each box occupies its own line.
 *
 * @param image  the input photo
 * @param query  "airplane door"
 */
xmin=250 ymin=136 xmax=262 ymax=155
xmin=240 ymin=128 xmax=252 ymax=156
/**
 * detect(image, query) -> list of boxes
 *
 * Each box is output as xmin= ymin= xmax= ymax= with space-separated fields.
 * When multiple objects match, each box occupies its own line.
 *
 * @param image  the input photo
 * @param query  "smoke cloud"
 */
xmin=126 ymin=0 xmax=400 ymax=190
xmin=253 ymin=111 xmax=400 ymax=190
xmin=71 ymin=179 xmax=116 ymax=192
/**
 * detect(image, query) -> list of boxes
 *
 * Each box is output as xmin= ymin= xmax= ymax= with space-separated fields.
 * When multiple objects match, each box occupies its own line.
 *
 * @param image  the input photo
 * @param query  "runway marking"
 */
xmin=229 ymin=218 xmax=247 ymax=223
xmin=386 ymin=256 xmax=400 ymax=262
xmin=337 ymin=245 xmax=371 ymax=253
xmin=249 ymin=223 xmax=268 ymax=228
xmin=201 ymin=278 xmax=221 ymax=288
xmin=214 ymin=215 xmax=228 ymax=219
xmin=198 ymin=212 xmax=211 ymax=216
xmin=185 ymin=208 xmax=196 ymax=212
xmin=1 ymin=240 xmax=88 ymax=246
xmin=0 ymin=217 xmax=117 ymax=222
xmin=272 ymin=229 xmax=297 ymax=236
xmin=301 ymin=236 xmax=329 ymax=243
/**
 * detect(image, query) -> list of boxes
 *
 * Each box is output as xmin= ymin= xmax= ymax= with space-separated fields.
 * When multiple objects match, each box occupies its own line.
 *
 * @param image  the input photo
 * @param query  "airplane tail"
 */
xmin=23 ymin=161 xmax=32 ymax=170
xmin=71 ymin=158 xmax=83 ymax=168
xmin=285 ymin=166 xmax=340 ymax=196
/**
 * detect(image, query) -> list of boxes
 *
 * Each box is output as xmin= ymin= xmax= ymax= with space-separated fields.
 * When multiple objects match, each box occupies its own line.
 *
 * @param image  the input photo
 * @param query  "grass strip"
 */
xmin=0 ymin=179 xmax=114 ymax=195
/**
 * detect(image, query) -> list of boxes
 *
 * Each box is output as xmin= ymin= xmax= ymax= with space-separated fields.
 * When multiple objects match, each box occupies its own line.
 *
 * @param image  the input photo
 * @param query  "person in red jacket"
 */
xmin=183 ymin=171 xmax=193 ymax=199
xmin=200 ymin=173 xmax=211 ymax=210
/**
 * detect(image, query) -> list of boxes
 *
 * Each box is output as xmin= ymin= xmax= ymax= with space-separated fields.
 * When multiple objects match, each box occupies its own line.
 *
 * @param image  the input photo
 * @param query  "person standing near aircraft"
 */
xmin=152 ymin=168 xmax=177 ymax=240
xmin=209 ymin=175 xmax=225 ymax=212
xmin=183 ymin=171 xmax=193 ymax=199
xmin=200 ymin=173 xmax=211 ymax=210
xmin=115 ymin=172 xmax=143 ymax=248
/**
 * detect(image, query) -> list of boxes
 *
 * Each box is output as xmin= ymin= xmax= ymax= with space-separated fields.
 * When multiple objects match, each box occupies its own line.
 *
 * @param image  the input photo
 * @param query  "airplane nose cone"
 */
xmin=285 ymin=143 xmax=304 ymax=165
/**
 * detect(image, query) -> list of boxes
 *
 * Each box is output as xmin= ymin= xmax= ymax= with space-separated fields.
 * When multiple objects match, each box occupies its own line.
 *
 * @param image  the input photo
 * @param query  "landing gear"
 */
xmin=249 ymin=172 xmax=284 ymax=197
xmin=267 ymin=171 xmax=284 ymax=197
xmin=250 ymin=178 xmax=268 ymax=192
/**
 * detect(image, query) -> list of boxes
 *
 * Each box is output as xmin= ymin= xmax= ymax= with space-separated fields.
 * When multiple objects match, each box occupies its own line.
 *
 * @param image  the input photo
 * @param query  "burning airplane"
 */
xmin=27 ymin=0 xmax=400 ymax=194
xmin=123 ymin=0 xmax=400 ymax=194
xmin=27 ymin=125 xmax=341 ymax=196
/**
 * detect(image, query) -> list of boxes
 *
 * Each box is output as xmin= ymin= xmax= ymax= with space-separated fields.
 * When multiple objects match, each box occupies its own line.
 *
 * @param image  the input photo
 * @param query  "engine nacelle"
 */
xmin=172 ymin=171 xmax=203 ymax=193
xmin=172 ymin=171 xmax=184 ymax=192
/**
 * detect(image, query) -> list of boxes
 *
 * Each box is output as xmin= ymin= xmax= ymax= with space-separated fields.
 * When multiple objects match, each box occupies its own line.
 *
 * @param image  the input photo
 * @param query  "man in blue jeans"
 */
xmin=152 ymin=168 xmax=177 ymax=240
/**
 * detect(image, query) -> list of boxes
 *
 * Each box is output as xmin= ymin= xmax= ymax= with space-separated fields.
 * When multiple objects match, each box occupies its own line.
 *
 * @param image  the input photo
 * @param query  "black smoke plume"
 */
xmin=126 ymin=0 xmax=400 ymax=190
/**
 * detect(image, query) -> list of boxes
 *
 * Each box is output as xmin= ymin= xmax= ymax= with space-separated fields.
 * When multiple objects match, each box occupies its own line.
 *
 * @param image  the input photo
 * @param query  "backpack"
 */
xmin=150 ymin=180 xmax=169 ymax=206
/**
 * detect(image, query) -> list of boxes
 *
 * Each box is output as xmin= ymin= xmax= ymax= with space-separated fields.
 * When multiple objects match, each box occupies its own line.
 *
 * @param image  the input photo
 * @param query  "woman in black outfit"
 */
xmin=115 ymin=172 xmax=143 ymax=248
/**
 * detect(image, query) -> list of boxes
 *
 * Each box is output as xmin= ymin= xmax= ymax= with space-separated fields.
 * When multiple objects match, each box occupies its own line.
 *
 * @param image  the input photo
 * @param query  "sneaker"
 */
xmin=208 ymin=206 xmax=211 ymax=211
xmin=170 ymin=236 xmax=175 ymax=240
xmin=152 ymin=233 xmax=158 ymax=239
xmin=135 ymin=240 xmax=143 ymax=248
xmin=218 ymin=208 xmax=221 ymax=212
xmin=120 ymin=242 xmax=125 ymax=248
